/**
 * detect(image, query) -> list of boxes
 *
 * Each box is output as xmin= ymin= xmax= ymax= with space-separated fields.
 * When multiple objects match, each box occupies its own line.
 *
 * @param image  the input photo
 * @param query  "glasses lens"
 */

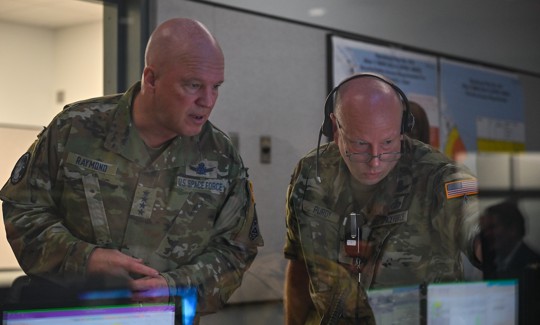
xmin=347 ymin=152 xmax=401 ymax=163
xmin=379 ymin=152 xmax=401 ymax=161
xmin=348 ymin=153 xmax=371 ymax=163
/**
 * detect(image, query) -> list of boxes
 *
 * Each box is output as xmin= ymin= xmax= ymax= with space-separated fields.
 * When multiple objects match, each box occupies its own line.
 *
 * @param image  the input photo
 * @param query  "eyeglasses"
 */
xmin=335 ymin=118 xmax=401 ymax=163
xmin=344 ymin=150 xmax=401 ymax=163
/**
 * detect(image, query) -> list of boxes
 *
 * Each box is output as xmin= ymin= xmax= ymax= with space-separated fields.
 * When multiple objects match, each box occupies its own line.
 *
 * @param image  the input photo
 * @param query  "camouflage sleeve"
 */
xmin=0 ymin=123 xmax=97 ymax=277
xmin=283 ymin=159 xmax=305 ymax=261
xmin=430 ymin=163 xmax=481 ymax=268
xmin=160 ymin=173 xmax=263 ymax=315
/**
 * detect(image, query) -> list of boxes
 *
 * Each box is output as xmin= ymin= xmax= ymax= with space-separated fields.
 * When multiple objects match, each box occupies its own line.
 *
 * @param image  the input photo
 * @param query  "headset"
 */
xmin=315 ymin=72 xmax=414 ymax=183
xmin=321 ymin=72 xmax=414 ymax=138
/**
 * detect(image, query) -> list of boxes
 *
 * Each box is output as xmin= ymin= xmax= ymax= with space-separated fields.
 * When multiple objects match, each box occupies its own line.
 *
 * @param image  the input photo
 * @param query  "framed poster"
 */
xmin=439 ymin=58 xmax=525 ymax=160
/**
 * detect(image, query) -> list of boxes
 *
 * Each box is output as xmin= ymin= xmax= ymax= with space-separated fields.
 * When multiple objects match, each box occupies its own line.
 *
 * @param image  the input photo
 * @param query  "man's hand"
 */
xmin=87 ymin=248 xmax=168 ymax=303
xmin=87 ymin=248 xmax=160 ymax=279
xmin=131 ymin=276 xmax=170 ymax=304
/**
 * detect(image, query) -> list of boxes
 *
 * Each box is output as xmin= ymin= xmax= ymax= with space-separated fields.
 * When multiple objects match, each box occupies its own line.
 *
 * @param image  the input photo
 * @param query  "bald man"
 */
xmin=1 ymin=18 xmax=262 ymax=323
xmin=284 ymin=73 xmax=480 ymax=324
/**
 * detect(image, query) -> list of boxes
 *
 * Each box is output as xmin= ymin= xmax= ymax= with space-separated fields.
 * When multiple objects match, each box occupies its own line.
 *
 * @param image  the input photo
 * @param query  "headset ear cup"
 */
xmin=322 ymin=108 xmax=333 ymax=138
xmin=406 ymin=112 xmax=415 ymax=133
xmin=322 ymin=118 xmax=333 ymax=138
xmin=401 ymin=110 xmax=415 ymax=134
xmin=321 ymin=94 xmax=334 ymax=139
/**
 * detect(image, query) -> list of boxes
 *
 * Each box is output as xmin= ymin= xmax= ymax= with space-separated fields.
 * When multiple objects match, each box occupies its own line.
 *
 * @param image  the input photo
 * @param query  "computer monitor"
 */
xmin=427 ymin=280 xmax=518 ymax=325
xmin=3 ymin=303 xmax=175 ymax=325
xmin=1 ymin=276 xmax=198 ymax=325
xmin=367 ymin=285 xmax=422 ymax=325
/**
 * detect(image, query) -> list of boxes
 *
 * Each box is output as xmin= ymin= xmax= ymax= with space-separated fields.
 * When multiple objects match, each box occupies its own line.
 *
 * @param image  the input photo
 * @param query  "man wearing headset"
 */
xmin=283 ymin=73 xmax=481 ymax=324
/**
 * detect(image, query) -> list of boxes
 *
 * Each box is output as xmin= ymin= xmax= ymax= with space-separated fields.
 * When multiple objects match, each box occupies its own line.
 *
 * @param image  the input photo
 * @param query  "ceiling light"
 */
xmin=308 ymin=7 xmax=326 ymax=17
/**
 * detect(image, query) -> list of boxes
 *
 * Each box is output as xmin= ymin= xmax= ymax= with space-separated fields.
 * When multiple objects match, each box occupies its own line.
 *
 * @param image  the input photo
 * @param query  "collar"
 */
xmin=103 ymin=82 xmax=202 ymax=169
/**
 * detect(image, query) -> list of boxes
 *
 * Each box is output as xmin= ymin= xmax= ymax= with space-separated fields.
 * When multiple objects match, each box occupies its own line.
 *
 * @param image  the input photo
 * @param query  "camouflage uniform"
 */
xmin=1 ymin=82 xmax=263 ymax=322
xmin=284 ymin=138 xmax=480 ymax=324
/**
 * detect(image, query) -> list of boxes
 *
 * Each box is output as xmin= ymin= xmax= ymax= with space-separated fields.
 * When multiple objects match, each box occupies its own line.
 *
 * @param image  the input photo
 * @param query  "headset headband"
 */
xmin=320 ymin=72 xmax=414 ymax=139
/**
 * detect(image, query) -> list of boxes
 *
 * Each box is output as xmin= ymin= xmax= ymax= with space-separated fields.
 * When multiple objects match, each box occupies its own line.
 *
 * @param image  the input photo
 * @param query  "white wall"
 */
xmin=0 ymin=22 xmax=55 ymax=126
xmin=53 ymin=22 xmax=103 ymax=113
xmin=0 ymin=21 xmax=102 ymax=283
xmin=0 ymin=21 xmax=102 ymax=127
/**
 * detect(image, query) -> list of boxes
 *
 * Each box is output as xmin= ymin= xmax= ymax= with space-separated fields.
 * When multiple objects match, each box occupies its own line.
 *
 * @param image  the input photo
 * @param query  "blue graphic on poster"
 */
xmin=439 ymin=59 xmax=525 ymax=160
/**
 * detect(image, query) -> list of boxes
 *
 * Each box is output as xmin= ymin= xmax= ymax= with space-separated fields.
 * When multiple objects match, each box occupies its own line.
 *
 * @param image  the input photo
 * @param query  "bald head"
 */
xmin=334 ymin=76 xmax=403 ymax=125
xmin=331 ymin=75 xmax=405 ymax=185
xmin=144 ymin=18 xmax=223 ymax=75
xmin=133 ymin=18 xmax=226 ymax=146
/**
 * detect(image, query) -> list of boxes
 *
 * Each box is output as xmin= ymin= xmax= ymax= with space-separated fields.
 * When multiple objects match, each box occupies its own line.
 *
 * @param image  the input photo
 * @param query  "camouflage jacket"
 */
xmin=284 ymin=138 xmax=479 ymax=322
xmin=1 ymin=82 xmax=263 ymax=318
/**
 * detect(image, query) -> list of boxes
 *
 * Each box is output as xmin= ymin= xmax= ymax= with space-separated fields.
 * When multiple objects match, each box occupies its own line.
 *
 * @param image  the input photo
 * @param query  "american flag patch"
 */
xmin=445 ymin=178 xmax=478 ymax=199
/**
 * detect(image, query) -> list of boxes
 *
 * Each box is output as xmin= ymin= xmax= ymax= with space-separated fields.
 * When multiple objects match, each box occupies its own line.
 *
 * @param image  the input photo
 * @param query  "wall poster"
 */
xmin=439 ymin=58 xmax=525 ymax=161
xmin=330 ymin=35 xmax=526 ymax=158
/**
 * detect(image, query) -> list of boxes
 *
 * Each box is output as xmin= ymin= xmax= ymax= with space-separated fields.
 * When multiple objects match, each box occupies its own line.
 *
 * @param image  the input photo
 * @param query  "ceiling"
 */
xmin=1 ymin=0 xmax=539 ymax=74
xmin=0 ymin=0 xmax=102 ymax=29
xmin=197 ymin=0 xmax=540 ymax=75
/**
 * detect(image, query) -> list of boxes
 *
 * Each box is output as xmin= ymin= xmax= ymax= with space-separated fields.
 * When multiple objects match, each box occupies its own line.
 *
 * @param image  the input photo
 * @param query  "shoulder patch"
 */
xmin=10 ymin=152 xmax=31 ymax=184
xmin=445 ymin=178 xmax=478 ymax=199
xmin=249 ymin=215 xmax=260 ymax=241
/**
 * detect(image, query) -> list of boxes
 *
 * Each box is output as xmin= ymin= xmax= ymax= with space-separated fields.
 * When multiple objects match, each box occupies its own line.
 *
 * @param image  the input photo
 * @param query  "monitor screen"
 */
xmin=367 ymin=285 xmax=421 ymax=325
xmin=1 ymin=278 xmax=198 ymax=325
xmin=3 ymin=303 xmax=175 ymax=325
xmin=427 ymin=280 xmax=518 ymax=325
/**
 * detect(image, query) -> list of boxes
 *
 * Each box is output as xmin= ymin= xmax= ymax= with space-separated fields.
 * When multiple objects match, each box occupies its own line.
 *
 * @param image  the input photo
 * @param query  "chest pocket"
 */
xmin=61 ymin=160 xmax=126 ymax=245
xmin=301 ymin=200 xmax=342 ymax=256
xmin=155 ymin=176 xmax=228 ymax=264
xmin=299 ymin=200 xmax=346 ymax=293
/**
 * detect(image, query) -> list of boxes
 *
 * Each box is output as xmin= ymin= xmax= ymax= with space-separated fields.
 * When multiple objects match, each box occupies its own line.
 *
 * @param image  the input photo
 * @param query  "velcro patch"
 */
xmin=371 ymin=211 xmax=408 ymax=228
xmin=445 ymin=178 xmax=478 ymax=199
xmin=186 ymin=160 xmax=218 ymax=178
xmin=130 ymin=186 xmax=157 ymax=219
xmin=10 ymin=152 xmax=31 ymax=184
xmin=176 ymin=176 xmax=227 ymax=194
xmin=66 ymin=152 xmax=117 ymax=175
xmin=249 ymin=215 xmax=260 ymax=241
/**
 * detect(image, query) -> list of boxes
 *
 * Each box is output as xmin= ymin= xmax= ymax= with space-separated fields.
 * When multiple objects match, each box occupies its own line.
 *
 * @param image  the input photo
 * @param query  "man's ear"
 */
xmin=142 ymin=67 xmax=156 ymax=90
